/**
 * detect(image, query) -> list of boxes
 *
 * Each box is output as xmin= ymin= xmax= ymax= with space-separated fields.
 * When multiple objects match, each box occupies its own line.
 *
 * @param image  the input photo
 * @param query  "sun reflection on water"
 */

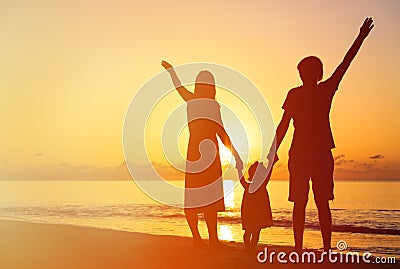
xmin=218 ymin=225 xmax=233 ymax=241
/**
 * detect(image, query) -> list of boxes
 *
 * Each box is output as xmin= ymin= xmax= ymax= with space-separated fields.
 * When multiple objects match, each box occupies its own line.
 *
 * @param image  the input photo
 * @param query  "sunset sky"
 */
xmin=1 ymin=0 xmax=399 ymax=180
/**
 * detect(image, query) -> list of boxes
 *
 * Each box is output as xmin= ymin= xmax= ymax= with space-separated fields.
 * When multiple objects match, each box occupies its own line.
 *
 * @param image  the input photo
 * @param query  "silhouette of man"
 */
xmin=268 ymin=18 xmax=374 ymax=251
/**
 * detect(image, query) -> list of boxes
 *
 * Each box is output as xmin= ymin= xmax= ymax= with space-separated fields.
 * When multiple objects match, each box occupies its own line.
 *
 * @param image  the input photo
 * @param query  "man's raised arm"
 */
xmin=327 ymin=18 xmax=374 ymax=89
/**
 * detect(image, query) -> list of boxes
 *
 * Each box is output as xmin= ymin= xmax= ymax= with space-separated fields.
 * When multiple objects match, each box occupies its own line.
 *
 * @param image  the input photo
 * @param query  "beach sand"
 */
xmin=0 ymin=220 xmax=396 ymax=269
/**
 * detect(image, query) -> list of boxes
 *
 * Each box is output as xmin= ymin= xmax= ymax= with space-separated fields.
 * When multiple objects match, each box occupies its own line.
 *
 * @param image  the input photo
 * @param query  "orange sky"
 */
xmin=1 ymin=1 xmax=399 ymax=180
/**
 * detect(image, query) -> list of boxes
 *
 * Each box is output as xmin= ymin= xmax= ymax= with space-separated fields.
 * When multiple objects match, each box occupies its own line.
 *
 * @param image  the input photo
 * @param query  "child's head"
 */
xmin=297 ymin=56 xmax=323 ymax=84
xmin=248 ymin=161 xmax=268 ymax=182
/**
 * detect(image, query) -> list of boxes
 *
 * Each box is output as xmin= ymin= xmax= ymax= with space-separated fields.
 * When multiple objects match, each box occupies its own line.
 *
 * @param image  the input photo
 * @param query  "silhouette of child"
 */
xmin=239 ymin=161 xmax=273 ymax=250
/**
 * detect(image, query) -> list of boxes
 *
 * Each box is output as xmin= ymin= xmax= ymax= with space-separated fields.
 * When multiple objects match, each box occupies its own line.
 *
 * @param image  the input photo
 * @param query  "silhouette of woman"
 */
xmin=162 ymin=61 xmax=243 ymax=248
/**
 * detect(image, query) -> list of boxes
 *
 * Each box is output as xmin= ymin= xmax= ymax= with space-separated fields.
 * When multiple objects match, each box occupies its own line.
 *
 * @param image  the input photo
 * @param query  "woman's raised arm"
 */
xmin=161 ymin=60 xmax=194 ymax=102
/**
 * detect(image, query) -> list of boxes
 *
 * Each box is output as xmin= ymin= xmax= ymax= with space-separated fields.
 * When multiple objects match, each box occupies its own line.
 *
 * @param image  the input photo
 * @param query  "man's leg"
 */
xmin=316 ymin=199 xmax=332 ymax=251
xmin=312 ymin=150 xmax=334 ymax=251
xmin=293 ymin=200 xmax=307 ymax=251
xmin=288 ymin=154 xmax=310 ymax=251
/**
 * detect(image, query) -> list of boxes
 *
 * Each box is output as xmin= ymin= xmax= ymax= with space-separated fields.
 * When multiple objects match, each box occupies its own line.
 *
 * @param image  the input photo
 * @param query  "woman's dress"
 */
xmin=184 ymin=98 xmax=228 ymax=213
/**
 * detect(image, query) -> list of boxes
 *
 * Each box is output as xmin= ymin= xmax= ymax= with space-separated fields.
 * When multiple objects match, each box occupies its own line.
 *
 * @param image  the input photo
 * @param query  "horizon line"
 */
xmin=1 ymin=178 xmax=400 ymax=182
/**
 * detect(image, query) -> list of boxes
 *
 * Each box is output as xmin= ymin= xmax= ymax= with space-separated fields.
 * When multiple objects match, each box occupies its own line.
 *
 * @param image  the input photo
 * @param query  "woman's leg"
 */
xmin=204 ymin=211 xmax=219 ymax=244
xmin=185 ymin=210 xmax=201 ymax=243
xmin=243 ymin=230 xmax=251 ymax=249
xmin=250 ymin=229 xmax=261 ymax=249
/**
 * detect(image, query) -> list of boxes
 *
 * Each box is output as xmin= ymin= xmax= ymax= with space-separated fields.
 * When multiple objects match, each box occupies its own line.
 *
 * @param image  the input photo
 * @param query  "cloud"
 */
xmin=353 ymin=161 xmax=373 ymax=169
xmin=334 ymin=154 xmax=345 ymax=161
xmin=125 ymin=161 xmax=185 ymax=181
xmin=334 ymin=155 xmax=374 ymax=170
xmin=333 ymin=154 xmax=354 ymax=166
xmin=330 ymin=153 xmax=397 ymax=179
xmin=369 ymin=154 xmax=384 ymax=159
xmin=2 ymin=153 xmax=398 ymax=181
xmin=34 ymin=153 xmax=44 ymax=157
xmin=334 ymin=154 xmax=345 ymax=165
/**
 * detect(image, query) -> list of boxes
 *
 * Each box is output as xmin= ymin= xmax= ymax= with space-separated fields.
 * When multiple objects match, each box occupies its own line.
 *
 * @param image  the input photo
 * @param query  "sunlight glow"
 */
xmin=218 ymin=225 xmax=233 ymax=241
xmin=223 ymin=180 xmax=235 ymax=209
xmin=219 ymin=141 xmax=233 ymax=166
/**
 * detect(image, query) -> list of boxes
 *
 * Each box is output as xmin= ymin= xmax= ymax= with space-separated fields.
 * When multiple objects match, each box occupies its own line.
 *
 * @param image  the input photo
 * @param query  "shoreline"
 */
xmin=0 ymin=219 xmax=397 ymax=268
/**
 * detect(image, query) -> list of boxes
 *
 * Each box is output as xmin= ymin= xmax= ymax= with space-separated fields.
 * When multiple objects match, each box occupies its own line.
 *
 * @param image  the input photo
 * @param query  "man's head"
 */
xmin=297 ymin=56 xmax=323 ymax=85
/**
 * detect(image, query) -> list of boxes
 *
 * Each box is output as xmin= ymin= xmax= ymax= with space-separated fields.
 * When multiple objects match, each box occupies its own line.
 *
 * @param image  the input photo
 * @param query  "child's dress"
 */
xmin=241 ymin=171 xmax=273 ymax=230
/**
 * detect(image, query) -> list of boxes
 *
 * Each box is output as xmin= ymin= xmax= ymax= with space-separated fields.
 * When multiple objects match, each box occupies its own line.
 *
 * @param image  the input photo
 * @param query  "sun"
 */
xmin=218 ymin=140 xmax=233 ymax=165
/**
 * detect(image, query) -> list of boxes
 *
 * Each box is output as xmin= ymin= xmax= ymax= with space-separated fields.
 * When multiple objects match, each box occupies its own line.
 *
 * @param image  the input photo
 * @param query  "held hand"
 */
xmin=232 ymin=148 xmax=243 ymax=170
xmin=235 ymin=156 xmax=243 ymax=171
xmin=237 ymin=169 xmax=244 ymax=181
xmin=161 ymin=60 xmax=173 ymax=70
xmin=359 ymin=17 xmax=374 ymax=39
xmin=267 ymin=151 xmax=279 ymax=165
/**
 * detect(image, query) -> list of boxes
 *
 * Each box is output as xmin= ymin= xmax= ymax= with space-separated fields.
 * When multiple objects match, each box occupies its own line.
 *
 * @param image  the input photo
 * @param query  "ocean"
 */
xmin=0 ymin=180 xmax=398 ymax=258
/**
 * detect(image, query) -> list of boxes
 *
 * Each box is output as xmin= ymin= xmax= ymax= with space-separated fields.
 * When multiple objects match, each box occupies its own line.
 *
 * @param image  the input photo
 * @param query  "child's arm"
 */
xmin=238 ymin=169 xmax=249 ymax=190
xmin=261 ymin=168 xmax=273 ymax=188
xmin=161 ymin=60 xmax=194 ymax=102
xmin=325 ymin=18 xmax=374 ymax=90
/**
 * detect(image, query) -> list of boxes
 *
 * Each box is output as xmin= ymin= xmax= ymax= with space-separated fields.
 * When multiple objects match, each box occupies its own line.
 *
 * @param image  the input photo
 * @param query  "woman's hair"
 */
xmin=297 ymin=56 xmax=323 ymax=83
xmin=194 ymin=70 xmax=216 ymax=99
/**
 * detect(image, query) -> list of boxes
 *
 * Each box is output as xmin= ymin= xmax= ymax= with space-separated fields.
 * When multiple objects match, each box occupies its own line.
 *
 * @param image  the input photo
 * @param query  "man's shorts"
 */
xmin=288 ymin=149 xmax=334 ymax=203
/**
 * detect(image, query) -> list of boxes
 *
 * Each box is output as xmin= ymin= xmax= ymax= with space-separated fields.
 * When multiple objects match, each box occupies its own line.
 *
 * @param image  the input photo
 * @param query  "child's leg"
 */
xmin=243 ymin=230 xmax=251 ymax=249
xmin=250 ymin=228 xmax=261 ymax=249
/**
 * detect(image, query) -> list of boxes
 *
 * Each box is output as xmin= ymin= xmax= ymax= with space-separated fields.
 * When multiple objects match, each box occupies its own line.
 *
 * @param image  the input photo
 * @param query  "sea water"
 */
xmin=0 ymin=180 xmax=398 ymax=257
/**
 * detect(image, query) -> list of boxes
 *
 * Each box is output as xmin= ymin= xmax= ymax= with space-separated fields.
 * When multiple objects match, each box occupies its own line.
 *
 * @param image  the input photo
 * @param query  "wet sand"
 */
xmin=0 ymin=220 xmax=396 ymax=269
